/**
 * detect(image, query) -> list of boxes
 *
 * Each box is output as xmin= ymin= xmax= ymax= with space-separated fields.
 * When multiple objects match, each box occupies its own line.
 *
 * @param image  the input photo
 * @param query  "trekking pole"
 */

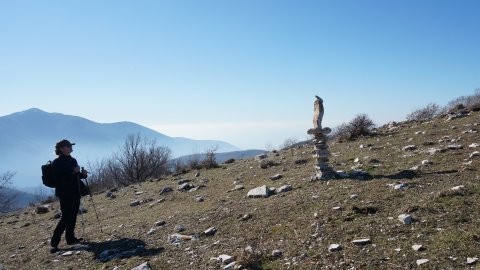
xmin=81 ymin=167 xmax=103 ymax=233
xmin=76 ymin=173 xmax=87 ymax=240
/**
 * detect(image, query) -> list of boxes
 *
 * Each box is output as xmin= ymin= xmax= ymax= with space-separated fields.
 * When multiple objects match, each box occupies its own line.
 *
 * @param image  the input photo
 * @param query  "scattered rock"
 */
xmin=255 ymin=154 xmax=268 ymax=161
xmin=394 ymin=183 xmax=408 ymax=190
xmin=277 ymin=185 xmax=293 ymax=193
xmin=336 ymin=171 xmax=350 ymax=178
xmin=352 ymin=238 xmax=371 ymax=246
xmin=447 ymin=144 xmax=463 ymax=150
xmin=154 ymin=220 xmax=166 ymax=227
xmin=421 ymin=160 xmax=433 ymax=165
xmin=247 ymin=185 xmax=270 ymax=198
xmin=469 ymin=143 xmax=480 ymax=148
xmin=402 ymin=145 xmax=417 ymax=151
xmin=272 ymin=249 xmax=282 ymax=257
xmin=130 ymin=200 xmax=141 ymax=207
xmin=159 ymin=187 xmax=173 ymax=194
xmin=398 ymin=214 xmax=413 ymax=225
xmin=131 ymin=262 xmax=151 ymax=270
xmin=177 ymin=183 xmax=196 ymax=191
xmin=294 ymin=159 xmax=307 ymax=165
xmin=178 ymin=179 xmax=191 ymax=185
xmin=204 ymin=227 xmax=217 ymax=236
xmin=147 ymin=228 xmax=156 ymax=235
xmin=450 ymin=185 xmax=465 ymax=192
xmin=467 ymin=257 xmax=478 ymax=265
xmin=195 ymin=196 xmax=204 ymax=202
xmin=168 ymin=234 xmax=197 ymax=245
xmin=175 ymin=225 xmax=186 ymax=232
xmin=194 ymin=172 xmax=200 ymax=177
xmin=269 ymin=174 xmax=283 ymax=181
xmin=223 ymin=262 xmax=236 ymax=270
xmin=470 ymin=151 xmax=480 ymax=158
xmin=106 ymin=191 xmax=116 ymax=199
xmin=416 ymin=259 xmax=429 ymax=266
xmin=328 ymin=244 xmax=342 ymax=252
xmin=240 ymin=214 xmax=252 ymax=221
xmin=427 ymin=147 xmax=446 ymax=155
xmin=62 ymin=251 xmax=73 ymax=256
xmin=412 ymin=244 xmax=424 ymax=251
xmin=349 ymin=194 xmax=358 ymax=199
xmin=218 ymin=254 xmax=234 ymax=264
xmin=35 ymin=205 xmax=49 ymax=214
xmin=135 ymin=191 xmax=144 ymax=195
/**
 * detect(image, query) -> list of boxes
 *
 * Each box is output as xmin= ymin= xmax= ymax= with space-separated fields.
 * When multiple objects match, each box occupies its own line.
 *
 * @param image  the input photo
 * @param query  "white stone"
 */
xmin=147 ymin=228 xmax=156 ymax=235
xmin=447 ymin=144 xmax=463 ymax=150
xmin=412 ymin=244 xmax=424 ymax=251
xmin=354 ymin=157 xmax=360 ymax=163
xmin=467 ymin=257 xmax=478 ymax=265
xmin=421 ymin=160 xmax=432 ymax=165
xmin=450 ymin=185 xmax=465 ymax=191
xmin=269 ymin=174 xmax=283 ymax=180
xmin=218 ymin=254 xmax=233 ymax=264
xmin=272 ymin=249 xmax=282 ymax=257
xmin=469 ymin=143 xmax=480 ymax=148
xmin=278 ymin=185 xmax=293 ymax=193
xmin=131 ymin=262 xmax=151 ymax=270
xmin=247 ymin=185 xmax=270 ymax=198
xmin=398 ymin=214 xmax=413 ymax=225
xmin=352 ymin=238 xmax=371 ymax=245
xmin=402 ymin=145 xmax=417 ymax=151
xmin=470 ymin=151 xmax=480 ymax=158
xmin=223 ymin=262 xmax=236 ymax=270
xmin=328 ymin=244 xmax=341 ymax=252
xmin=416 ymin=259 xmax=429 ymax=265
xmin=349 ymin=194 xmax=358 ymax=199
xmin=204 ymin=227 xmax=217 ymax=236
xmin=61 ymin=251 xmax=73 ymax=256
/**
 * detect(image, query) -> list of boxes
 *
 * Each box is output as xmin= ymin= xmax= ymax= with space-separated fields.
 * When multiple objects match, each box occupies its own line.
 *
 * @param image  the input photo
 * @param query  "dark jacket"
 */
xmin=52 ymin=154 xmax=87 ymax=198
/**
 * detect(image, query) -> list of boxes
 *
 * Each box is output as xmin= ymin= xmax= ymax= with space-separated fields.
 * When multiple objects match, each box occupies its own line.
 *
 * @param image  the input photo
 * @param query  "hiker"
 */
xmin=50 ymin=139 xmax=88 ymax=253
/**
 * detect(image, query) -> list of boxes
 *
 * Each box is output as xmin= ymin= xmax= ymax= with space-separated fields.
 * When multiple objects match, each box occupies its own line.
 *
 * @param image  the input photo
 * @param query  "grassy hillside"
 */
xmin=0 ymin=110 xmax=479 ymax=270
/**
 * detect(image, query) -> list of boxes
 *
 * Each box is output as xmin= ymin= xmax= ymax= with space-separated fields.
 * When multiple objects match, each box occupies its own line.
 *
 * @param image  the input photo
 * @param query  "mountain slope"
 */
xmin=0 ymin=110 xmax=479 ymax=269
xmin=0 ymin=108 xmax=240 ymax=187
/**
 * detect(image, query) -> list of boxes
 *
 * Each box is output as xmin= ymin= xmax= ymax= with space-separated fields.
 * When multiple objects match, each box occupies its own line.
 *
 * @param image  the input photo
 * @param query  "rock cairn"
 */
xmin=307 ymin=96 xmax=336 ymax=181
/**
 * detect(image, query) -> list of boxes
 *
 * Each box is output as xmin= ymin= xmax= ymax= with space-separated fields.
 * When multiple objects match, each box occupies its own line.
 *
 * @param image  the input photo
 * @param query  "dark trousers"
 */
xmin=51 ymin=195 xmax=80 ymax=247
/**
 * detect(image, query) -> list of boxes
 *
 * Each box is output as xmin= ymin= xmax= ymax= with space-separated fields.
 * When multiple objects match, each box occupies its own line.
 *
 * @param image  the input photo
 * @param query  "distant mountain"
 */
xmin=172 ymin=149 xmax=266 ymax=165
xmin=0 ymin=108 xmax=241 ymax=187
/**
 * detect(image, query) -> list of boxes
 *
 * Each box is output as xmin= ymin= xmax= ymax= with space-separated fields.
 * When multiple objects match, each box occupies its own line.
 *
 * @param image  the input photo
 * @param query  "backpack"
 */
xmin=41 ymin=161 xmax=56 ymax=188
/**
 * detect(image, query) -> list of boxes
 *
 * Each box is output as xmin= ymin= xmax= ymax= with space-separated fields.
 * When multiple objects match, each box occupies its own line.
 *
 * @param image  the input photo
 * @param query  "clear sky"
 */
xmin=1 ymin=1 xmax=479 ymax=149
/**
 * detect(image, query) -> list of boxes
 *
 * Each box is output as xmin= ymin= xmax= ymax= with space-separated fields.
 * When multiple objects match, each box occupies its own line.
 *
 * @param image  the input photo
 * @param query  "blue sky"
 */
xmin=1 ymin=1 xmax=479 ymax=149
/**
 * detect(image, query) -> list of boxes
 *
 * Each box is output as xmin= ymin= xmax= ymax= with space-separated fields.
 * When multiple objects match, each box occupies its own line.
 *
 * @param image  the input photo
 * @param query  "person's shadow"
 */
xmin=64 ymin=238 xmax=164 ymax=262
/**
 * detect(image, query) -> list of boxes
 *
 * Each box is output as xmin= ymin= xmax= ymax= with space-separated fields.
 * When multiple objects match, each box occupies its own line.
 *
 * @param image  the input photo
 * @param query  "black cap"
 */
xmin=56 ymin=139 xmax=75 ymax=149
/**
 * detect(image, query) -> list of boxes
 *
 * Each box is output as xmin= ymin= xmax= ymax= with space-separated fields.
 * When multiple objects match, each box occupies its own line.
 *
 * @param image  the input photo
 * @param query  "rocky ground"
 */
xmin=0 ymin=110 xmax=479 ymax=270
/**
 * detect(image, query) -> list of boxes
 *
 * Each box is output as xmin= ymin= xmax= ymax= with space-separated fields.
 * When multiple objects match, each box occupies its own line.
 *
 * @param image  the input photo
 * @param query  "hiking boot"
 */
xmin=66 ymin=237 xmax=84 ymax=245
xmin=50 ymin=246 xmax=59 ymax=253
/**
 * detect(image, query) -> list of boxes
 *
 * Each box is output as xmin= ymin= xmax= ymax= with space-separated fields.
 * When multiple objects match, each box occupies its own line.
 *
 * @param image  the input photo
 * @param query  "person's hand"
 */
xmin=73 ymin=166 xmax=80 ymax=174
xmin=81 ymin=168 xmax=88 ymax=176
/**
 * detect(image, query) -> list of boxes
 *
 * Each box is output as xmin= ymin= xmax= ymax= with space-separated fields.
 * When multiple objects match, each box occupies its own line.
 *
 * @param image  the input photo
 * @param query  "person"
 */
xmin=50 ymin=139 xmax=88 ymax=253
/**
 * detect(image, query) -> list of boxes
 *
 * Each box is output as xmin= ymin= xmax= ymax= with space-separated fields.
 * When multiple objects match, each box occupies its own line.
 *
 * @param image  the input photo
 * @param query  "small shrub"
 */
xmin=279 ymin=137 xmax=298 ymax=150
xmin=406 ymin=103 xmax=440 ymax=121
xmin=201 ymin=147 xmax=218 ymax=169
xmin=224 ymin=158 xmax=235 ymax=164
xmin=333 ymin=114 xmax=375 ymax=141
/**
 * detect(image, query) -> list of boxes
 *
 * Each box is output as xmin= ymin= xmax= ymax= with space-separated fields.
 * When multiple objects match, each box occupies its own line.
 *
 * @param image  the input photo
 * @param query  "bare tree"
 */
xmin=279 ymin=137 xmax=298 ymax=150
xmin=333 ymin=114 xmax=375 ymax=142
xmin=202 ymin=146 xmax=218 ymax=169
xmin=0 ymin=172 xmax=19 ymax=212
xmin=113 ymin=134 xmax=171 ymax=185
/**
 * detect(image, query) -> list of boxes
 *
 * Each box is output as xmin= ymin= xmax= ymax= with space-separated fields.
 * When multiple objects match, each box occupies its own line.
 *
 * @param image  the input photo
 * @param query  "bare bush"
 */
xmin=444 ymin=89 xmax=480 ymax=112
xmin=406 ymin=103 xmax=440 ymax=121
xmin=279 ymin=137 xmax=298 ymax=150
xmin=201 ymin=146 xmax=218 ymax=169
xmin=0 ymin=171 xmax=19 ymax=212
xmin=333 ymin=114 xmax=375 ymax=142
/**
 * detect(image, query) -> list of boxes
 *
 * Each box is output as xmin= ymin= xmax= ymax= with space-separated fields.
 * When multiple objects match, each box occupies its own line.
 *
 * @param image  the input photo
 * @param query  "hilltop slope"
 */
xmin=0 ymin=110 xmax=479 ymax=269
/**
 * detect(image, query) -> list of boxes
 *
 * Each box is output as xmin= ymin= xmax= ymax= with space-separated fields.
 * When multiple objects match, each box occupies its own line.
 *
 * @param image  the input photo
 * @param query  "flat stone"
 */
xmin=269 ymin=174 xmax=283 ymax=181
xmin=168 ymin=234 xmax=196 ymax=244
xmin=175 ymin=225 xmax=186 ymax=232
xmin=352 ymin=238 xmax=371 ymax=245
xmin=402 ymin=145 xmax=417 ymax=151
xmin=35 ymin=205 xmax=49 ymax=214
xmin=130 ymin=200 xmax=141 ymax=207
xmin=147 ymin=228 xmax=156 ymax=235
xmin=131 ymin=262 xmax=151 ymax=270
xmin=272 ymin=249 xmax=282 ymax=257
xmin=218 ymin=254 xmax=233 ymax=264
xmin=470 ymin=151 xmax=480 ymax=158
xmin=447 ymin=144 xmax=463 ymax=150
xmin=421 ymin=160 xmax=433 ymax=165
xmin=467 ymin=257 xmax=478 ymax=265
xmin=195 ymin=196 xmax=204 ymax=202
xmin=61 ymin=251 xmax=73 ymax=256
xmin=159 ymin=187 xmax=173 ymax=194
xmin=328 ymin=244 xmax=342 ymax=252
xmin=349 ymin=194 xmax=359 ymax=199
xmin=247 ymin=185 xmax=270 ymax=198
xmin=154 ymin=220 xmax=166 ymax=227
xmin=412 ymin=244 xmax=424 ymax=251
xmin=234 ymin=185 xmax=245 ymax=191
xmin=223 ymin=262 xmax=236 ymax=270
xmin=394 ymin=183 xmax=407 ymax=190
xmin=450 ymin=185 xmax=465 ymax=191
xmin=416 ymin=259 xmax=429 ymax=265
xmin=277 ymin=185 xmax=293 ymax=193
xmin=469 ymin=143 xmax=480 ymax=148
xmin=204 ymin=227 xmax=217 ymax=236
xmin=177 ymin=183 xmax=196 ymax=191
xmin=398 ymin=214 xmax=413 ymax=225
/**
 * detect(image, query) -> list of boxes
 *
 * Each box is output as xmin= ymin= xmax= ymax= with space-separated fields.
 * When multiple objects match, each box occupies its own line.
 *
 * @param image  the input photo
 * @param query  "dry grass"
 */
xmin=1 ymin=111 xmax=479 ymax=269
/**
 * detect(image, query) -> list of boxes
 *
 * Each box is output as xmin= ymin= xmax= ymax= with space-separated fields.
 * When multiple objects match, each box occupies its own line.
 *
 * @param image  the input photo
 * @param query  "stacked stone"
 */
xmin=308 ymin=128 xmax=336 ymax=181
